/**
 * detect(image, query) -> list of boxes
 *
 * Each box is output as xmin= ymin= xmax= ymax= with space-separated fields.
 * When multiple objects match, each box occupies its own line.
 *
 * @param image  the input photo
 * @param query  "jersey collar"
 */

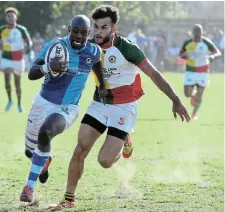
xmin=7 ymin=24 xmax=17 ymax=29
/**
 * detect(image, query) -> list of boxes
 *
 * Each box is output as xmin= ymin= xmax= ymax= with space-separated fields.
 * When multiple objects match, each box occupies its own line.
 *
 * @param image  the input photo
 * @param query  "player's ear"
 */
xmin=87 ymin=30 xmax=90 ymax=36
xmin=112 ymin=26 xmax=116 ymax=33
xmin=68 ymin=25 xmax=71 ymax=33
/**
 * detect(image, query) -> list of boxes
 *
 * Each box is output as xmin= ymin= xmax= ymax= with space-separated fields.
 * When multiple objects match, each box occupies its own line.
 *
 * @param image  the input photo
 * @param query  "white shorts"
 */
xmin=25 ymin=94 xmax=79 ymax=152
xmin=184 ymin=71 xmax=209 ymax=87
xmin=1 ymin=58 xmax=25 ymax=76
xmin=86 ymin=101 xmax=138 ymax=133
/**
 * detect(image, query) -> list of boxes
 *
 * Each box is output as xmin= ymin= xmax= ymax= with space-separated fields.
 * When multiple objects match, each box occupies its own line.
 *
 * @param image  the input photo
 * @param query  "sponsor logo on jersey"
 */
xmin=103 ymin=68 xmax=119 ymax=79
xmin=118 ymin=117 xmax=125 ymax=125
xmin=109 ymin=55 xmax=116 ymax=63
xmin=67 ymin=67 xmax=91 ymax=74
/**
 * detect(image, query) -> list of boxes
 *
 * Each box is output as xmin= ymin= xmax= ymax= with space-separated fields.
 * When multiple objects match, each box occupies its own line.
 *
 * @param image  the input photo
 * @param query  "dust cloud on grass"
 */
xmin=149 ymin=140 xmax=203 ymax=184
xmin=113 ymin=160 xmax=143 ymax=199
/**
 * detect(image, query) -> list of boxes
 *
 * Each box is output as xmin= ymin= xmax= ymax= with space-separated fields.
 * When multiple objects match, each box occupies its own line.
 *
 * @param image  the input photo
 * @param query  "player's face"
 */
xmin=93 ymin=17 xmax=114 ymax=46
xmin=5 ymin=12 xmax=17 ymax=26
xmin=68 ymin=26 xmax=90 ymax=49
xmin=193 ymin=27 xmax=202 ymax=39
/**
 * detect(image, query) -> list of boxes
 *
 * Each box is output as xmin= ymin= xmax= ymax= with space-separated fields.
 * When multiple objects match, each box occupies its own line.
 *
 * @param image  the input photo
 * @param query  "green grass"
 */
xmin=0 ymin=72 xmax=223 ymax=212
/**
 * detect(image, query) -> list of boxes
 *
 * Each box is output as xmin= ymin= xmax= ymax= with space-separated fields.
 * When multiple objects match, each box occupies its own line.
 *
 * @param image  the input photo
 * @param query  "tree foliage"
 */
xmin=0 ymin=1 xmax=54 ymax=35
xmin=0 ymin=1 xmax=223 ymax=37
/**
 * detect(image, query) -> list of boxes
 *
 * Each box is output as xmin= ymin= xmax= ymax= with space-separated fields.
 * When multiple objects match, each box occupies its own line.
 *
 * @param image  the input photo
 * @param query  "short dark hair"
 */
xmin=91 ymin=5 xmax=120 ymax=25
xmin=4 ymin=7 xmax=19 ymax=16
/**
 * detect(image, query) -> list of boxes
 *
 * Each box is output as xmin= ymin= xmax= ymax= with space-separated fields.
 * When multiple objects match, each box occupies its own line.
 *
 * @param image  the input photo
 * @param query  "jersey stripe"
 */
xmin=94 ymin=74 xmax=144 ymax=104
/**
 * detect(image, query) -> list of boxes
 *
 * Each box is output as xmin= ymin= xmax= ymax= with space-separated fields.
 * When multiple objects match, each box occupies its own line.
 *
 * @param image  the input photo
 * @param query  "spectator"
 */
xmin=136 ymin=28 xmax=148 ymax=53
xmin=32 ymin=32 xmax=45 ymax=59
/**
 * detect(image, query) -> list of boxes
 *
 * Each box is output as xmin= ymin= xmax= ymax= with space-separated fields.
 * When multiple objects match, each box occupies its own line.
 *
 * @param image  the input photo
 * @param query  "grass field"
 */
xmin=0 ymin=72 xmax=223 ymax=212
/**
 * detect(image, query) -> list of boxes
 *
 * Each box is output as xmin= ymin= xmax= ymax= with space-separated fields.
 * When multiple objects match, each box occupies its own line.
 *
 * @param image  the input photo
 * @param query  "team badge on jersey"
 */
xmin=109 ymin=55 xmax=116 ymax=63
xmin=86 ymin=58 xmax=92 ymax=64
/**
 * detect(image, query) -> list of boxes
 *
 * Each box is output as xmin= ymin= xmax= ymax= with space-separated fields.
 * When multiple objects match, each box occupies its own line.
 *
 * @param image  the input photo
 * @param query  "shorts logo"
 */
xmin=109 ymin=55 xmax=116 ymax=63
xmin=118 ymin=117 xmax=125 ymax=125
xmin=86 ymin=58 xmax=92 ymax=64
xmin=62 ymin=107 xmax=69 ymax=115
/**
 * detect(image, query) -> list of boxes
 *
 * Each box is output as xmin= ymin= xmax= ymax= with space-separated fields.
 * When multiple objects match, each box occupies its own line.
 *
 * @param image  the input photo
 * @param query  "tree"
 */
xmin=0 ymin=2 xmax=54 ymax=36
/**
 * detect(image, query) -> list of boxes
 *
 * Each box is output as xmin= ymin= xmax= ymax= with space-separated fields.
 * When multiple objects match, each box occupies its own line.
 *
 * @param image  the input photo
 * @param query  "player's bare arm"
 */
xmin=140 ymin=60 xmax=191 ymax=122
xmin=28 ymin=58 xmax=45 ymax=80
xmin=209 ymin=47 xmax=221 ymax=61
xmin=92 ymin=60 xmax=106 ymax=103
xmin=28 ymin=57 xmax=68 ymax=80
xmin=179 ymin=41 xmax=189 ymax=59
xmin=25 ymin=39 xmax=33 ymax=54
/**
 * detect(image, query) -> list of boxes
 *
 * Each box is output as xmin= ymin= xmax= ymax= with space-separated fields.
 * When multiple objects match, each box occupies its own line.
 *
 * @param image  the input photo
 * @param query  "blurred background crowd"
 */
xmin=0 ymin=1 xmax=224 ymax=72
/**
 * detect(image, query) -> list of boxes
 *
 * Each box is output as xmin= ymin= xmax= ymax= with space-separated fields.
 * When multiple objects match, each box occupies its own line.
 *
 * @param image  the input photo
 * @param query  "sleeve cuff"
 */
xmin=137 ymin=58 xmax=148 ymax=68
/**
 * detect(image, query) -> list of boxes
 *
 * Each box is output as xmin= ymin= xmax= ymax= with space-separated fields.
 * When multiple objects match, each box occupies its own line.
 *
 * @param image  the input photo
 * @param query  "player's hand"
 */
xmin=172 ymin=98 xmax=191 ymax=122
xmin=180 ymin=52 xmax=189 ymax=59
xmin=208 ymin=55 xmax=215 ymax=62
xmin=29 ymin=51 xmax=35 ymax=62
xmin=49 ymin=57 xmax=68 ymax=73
xmin=98 ymin=85 xmax=107 ymax=104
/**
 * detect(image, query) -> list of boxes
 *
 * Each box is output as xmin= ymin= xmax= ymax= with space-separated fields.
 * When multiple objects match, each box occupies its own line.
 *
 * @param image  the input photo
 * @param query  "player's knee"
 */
xmin=25 ymin=149 xmax=33 ymax=159
xmin=98 ymin=155 xmax=113 ymax=169
xmin=184 ymin=91 xmax=192 ymax=97
xmin=71 ymin=143 xmax=87 ymax=162
xmin=77 ymin=134 xmax=93 ymax=153
xmin=184 ymin=87 xmax=193 ymax=97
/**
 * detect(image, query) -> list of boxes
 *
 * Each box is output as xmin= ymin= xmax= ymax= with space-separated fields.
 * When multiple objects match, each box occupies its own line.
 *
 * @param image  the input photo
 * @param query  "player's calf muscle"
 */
xmin=98 ymin=137 xmax=124 ymax=168
xmin=38 ymin=114 xmax=66 ymax=151
xmin=38 ymin=128 xmax=52 ymax=150
xmin=195 ymin=95 xmax=203 ymax=106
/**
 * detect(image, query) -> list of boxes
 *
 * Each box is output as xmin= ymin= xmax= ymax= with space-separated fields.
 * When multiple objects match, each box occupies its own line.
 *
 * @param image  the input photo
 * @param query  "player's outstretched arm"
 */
xmin=208 ymin=41 xmax=221 ymax=61
xmin=92 ymin=60 xmax=106 ymax=103
xmin=140 ymin=60 xmax=191 ymax=122
xmin=28 ymin=58 xmax=45 ymax=80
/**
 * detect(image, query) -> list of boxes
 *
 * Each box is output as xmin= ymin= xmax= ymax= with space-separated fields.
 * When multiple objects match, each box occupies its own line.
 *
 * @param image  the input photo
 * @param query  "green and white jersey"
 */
xmin=0 ymin=24 xmax=31 ymax=60
xmin=180 ymin=37 xmax=217 ymax=72
xmin=90 ymin=35 xmax=148 ymax=104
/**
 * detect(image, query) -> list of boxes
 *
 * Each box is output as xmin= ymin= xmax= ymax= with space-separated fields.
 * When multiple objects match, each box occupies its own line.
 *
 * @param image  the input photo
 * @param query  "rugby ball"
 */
xmin=45 ymin=40 xmax=69 ymax=78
